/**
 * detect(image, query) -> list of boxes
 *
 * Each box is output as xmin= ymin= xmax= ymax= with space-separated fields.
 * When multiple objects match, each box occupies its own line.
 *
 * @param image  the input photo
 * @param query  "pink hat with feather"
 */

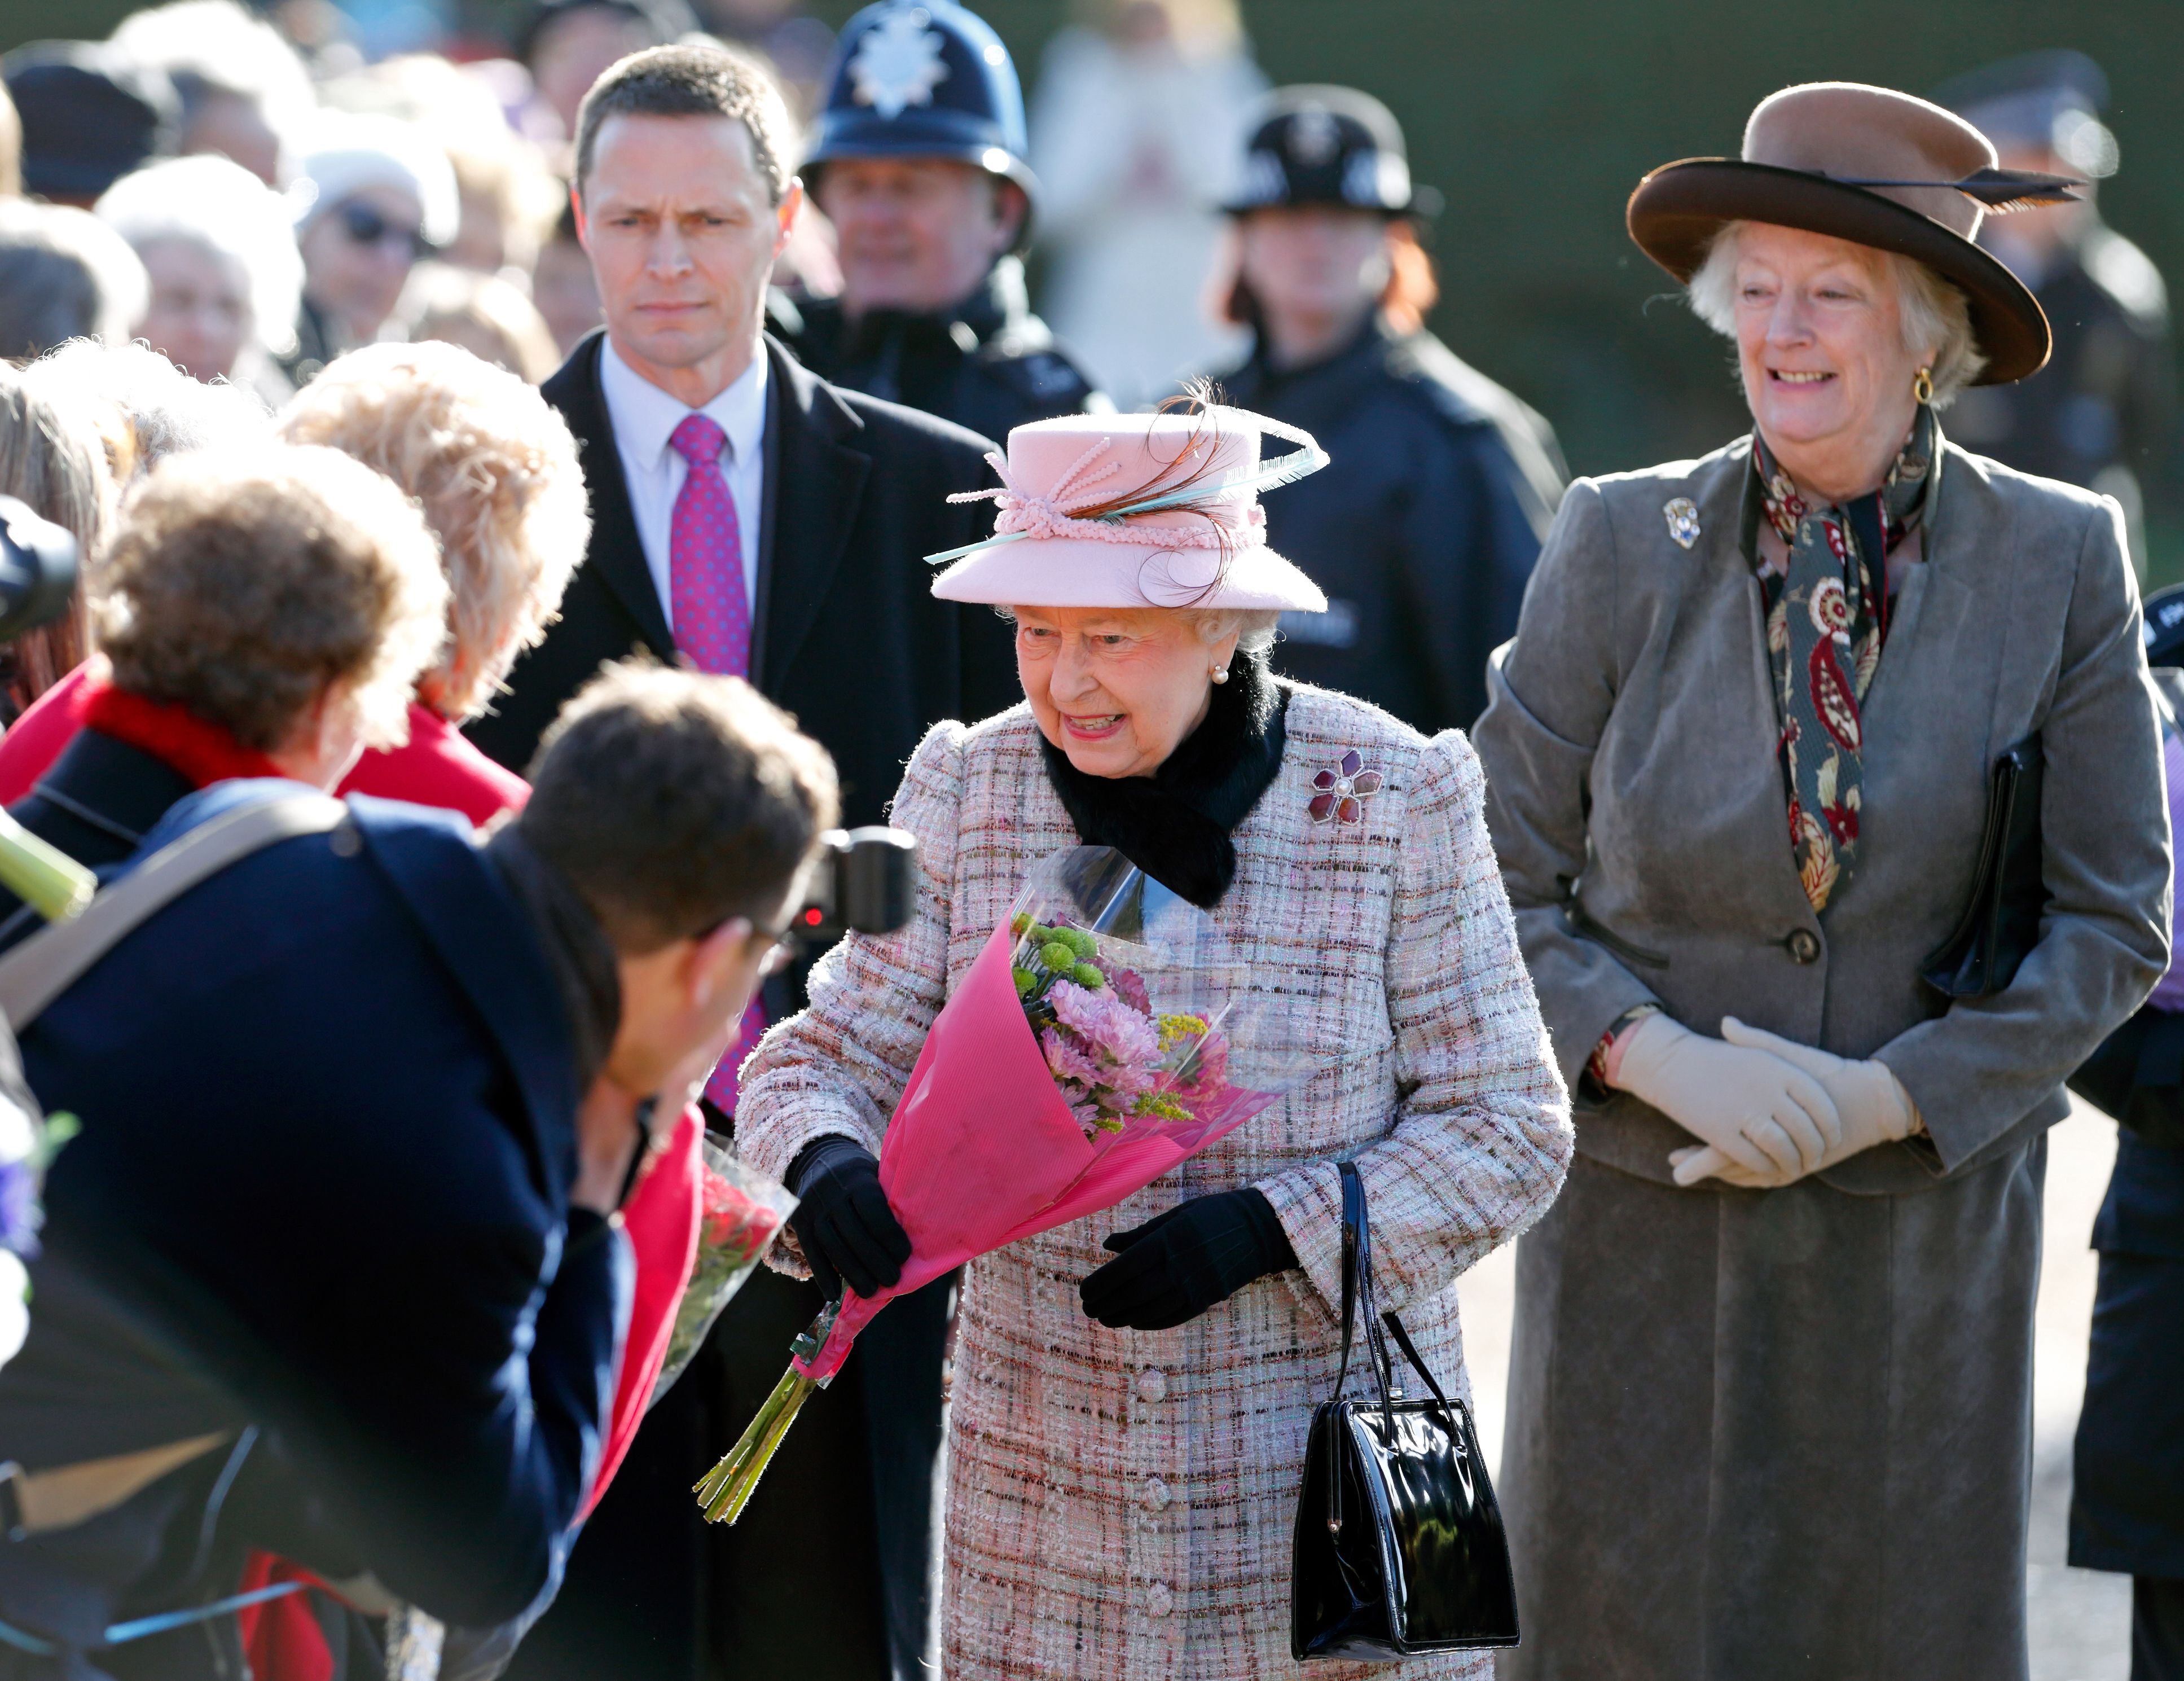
xmin=927 ymin=407 xmax=1330 ymax=613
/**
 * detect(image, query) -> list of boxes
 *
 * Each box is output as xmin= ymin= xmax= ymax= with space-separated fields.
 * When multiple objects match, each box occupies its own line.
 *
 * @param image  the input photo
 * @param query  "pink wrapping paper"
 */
xmin=790 ymin=923 xmax=1287 ymax=1381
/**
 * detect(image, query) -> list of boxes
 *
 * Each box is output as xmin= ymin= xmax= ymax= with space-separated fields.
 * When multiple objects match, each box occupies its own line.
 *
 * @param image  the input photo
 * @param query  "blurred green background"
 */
xmin=6 ymin=0 xmax=2181 ymax=571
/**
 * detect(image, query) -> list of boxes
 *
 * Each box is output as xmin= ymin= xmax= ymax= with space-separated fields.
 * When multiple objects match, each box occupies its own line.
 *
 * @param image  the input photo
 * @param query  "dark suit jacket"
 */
xmin=0 ymin=781 xmax=629 ymax=1633
xmin=465 ymin=332 xmax=1018 ymax=824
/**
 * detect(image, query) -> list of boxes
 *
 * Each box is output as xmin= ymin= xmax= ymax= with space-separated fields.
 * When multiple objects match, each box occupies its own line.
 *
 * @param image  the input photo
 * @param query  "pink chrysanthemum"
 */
xmin=1049 ymin=980 xmax=1161 ymax=1066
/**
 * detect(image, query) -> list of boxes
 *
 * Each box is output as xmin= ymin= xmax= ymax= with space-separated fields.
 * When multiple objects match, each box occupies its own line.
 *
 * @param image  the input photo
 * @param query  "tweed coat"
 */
xmin=739 ymin=685 xmax=1572 ymax=1680
xmin=1470 ymin=434 xmax=2171 ymax=1680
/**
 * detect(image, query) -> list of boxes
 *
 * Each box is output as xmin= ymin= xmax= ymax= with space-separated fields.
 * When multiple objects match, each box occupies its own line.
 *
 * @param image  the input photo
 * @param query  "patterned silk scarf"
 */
xmin=1752 ymin=405 xmax=1936 ymax=913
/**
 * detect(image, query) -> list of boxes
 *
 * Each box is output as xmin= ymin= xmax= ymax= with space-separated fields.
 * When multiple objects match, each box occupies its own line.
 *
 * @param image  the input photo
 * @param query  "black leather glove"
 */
xmin=787 ymin=1136 xmax=911 ymax=1301
xmin=1078 ymin=1188 xmax=1297 ymax=1331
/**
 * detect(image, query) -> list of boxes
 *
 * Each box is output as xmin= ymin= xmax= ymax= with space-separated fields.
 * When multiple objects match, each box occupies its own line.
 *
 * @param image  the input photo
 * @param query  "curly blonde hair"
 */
xmin=276 ymin=341 xmax=590 ymax=723
xmin=99 ymin=446 xmax=449 ymax=752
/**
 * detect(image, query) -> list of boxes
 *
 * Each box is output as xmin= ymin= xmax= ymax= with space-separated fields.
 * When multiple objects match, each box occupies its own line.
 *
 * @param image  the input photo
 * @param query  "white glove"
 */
xmin=1609 ymin=1012 xmax=1844 ymax=1181
xmin=1668 ymin=1017 xmax=1920 ymax=1189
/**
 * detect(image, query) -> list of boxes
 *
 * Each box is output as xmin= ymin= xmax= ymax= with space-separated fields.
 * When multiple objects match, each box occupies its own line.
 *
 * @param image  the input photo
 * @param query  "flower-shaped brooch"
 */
xmin=1309 ymin=750 xmax=1383 ymax=825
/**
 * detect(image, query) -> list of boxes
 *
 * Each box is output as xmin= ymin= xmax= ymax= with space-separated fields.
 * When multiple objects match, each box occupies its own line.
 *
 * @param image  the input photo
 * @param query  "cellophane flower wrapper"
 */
xmin=652 ymin=1140 xmax=796 ymax=1403
xmin=698 ymin=846 xmax=1309 ymax=1522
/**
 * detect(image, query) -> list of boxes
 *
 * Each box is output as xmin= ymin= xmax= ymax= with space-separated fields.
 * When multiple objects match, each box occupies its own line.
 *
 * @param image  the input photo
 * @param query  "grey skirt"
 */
xmin=1496 ymin=1140 xmax=2045 ymax=1681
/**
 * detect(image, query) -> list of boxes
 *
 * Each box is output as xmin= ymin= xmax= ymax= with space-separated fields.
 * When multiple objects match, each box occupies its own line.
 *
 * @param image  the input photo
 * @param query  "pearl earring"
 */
xmin=1211 ymin=666 xmax=1229 ymax=683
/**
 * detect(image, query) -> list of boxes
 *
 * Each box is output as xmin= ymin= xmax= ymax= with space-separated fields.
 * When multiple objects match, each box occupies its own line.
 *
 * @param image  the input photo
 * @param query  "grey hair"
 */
xmin=0 ymin=201 xmax=148 ymax=361
xmin=96 ymin=154 xmax=304 ymax=358
xmin=996 ymin=604 xmax=1282 ymax=657
xmin=1686 ymin=220 xmax=1987 ymax=406
xmin=1184 ymin=607 xmax=1281 ymax=656
xmin=25 ymin=339 xmax=271 ymax=479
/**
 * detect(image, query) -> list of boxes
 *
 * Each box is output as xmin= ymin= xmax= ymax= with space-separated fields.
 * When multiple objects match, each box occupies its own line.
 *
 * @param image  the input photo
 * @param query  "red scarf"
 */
xmin=82 ymin=681 xmax=287 ymax=788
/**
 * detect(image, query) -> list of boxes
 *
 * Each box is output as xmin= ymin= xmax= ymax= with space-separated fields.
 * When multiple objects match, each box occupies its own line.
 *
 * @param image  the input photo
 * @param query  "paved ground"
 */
xmin=1453 ymin=1099 xmax=2135 ymax=1679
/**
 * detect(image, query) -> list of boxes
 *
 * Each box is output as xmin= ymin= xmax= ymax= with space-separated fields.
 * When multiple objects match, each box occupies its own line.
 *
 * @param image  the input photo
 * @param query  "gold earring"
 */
xmin=1211 ymin=666 xmax=1229 ymax=684
xmin=1913 ymin=365 xmax=1934 ymax=406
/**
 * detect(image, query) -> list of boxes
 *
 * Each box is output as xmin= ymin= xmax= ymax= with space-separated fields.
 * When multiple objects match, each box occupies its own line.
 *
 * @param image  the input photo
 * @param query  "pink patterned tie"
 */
xmin=668 ymin=413 xmax=750 ymax=678
xmin=669 ymin=412 xmax=770 ymax=1112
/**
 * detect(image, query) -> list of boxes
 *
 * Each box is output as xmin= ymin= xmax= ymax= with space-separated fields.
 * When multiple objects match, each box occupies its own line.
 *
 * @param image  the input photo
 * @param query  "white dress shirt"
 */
xmin=597 ymin=335 xmax=767 ymax=635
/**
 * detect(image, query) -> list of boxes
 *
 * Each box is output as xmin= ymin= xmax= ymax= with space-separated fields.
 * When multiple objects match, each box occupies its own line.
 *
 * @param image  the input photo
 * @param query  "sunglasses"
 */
xmin=335 ymin=200 xmax=434 ymax=260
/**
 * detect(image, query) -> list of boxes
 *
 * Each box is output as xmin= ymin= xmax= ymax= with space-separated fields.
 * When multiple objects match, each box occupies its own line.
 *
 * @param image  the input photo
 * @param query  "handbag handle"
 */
xmin=1327 ymin=1161 xmax=1398 ymax=1536
xmin=1324 ymin=1162 xmax=1469 ymax=1538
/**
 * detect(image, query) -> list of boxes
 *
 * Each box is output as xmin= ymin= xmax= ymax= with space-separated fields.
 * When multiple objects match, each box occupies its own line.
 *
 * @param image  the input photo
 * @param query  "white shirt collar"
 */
xmin=597 ymin=334 xmax=769 ymax=472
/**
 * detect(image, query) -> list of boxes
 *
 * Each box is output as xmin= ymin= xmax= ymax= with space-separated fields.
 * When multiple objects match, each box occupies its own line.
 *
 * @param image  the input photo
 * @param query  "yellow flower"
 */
xmin=1155 ymin=1012 xmax=1210 ymax=1052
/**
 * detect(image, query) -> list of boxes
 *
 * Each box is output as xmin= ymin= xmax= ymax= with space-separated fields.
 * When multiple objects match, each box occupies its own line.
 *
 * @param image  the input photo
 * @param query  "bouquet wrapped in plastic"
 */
xmin=652 ymin=1139 xmax=797 ymax=1402
xmin=697 ymin=845 xmax=1309 ymax=1523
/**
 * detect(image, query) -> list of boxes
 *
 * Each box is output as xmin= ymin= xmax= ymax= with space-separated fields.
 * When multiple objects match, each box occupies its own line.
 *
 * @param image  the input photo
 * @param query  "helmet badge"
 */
xmin=848 ymin=8 xmax=952 ymax=120
xmin=1288 ymin=106 xmax=1341 ymax=166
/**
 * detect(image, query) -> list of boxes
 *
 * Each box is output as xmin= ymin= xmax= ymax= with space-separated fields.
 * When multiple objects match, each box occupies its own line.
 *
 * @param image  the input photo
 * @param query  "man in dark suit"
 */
xmin=474 ymin=43 xmax=1011 ymax=1681
xmin=463 ymin=46 xmax=1016 ymax=817
xmin=0 ymin=663 xmax=840 ymax=1677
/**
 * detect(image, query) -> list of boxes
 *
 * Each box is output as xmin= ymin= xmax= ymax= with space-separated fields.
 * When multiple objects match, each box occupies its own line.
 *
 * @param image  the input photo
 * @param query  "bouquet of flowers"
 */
xmin=651 ymin=1139 xmax=796 ymax=1403
xmin=696 ymin=846 xmax=1309 ymax=1524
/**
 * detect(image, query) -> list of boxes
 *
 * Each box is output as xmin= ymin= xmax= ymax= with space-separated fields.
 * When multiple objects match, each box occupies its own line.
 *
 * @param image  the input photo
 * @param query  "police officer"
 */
xmin=2068 ymin=582 xmax=2184 ymax=1681
xmin=774 ymin=0 xmax=1102 ymax=442
xmin=1938 ymin=51 xmax=2174 ymax=560
xmin=1211 ymin=85 xmax=1566 ymax=734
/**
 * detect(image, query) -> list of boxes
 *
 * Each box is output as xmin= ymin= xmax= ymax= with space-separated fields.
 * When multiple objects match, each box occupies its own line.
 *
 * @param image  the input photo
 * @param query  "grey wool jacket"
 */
xmin=1473 ymin=433 xmax=2171 ymax=1193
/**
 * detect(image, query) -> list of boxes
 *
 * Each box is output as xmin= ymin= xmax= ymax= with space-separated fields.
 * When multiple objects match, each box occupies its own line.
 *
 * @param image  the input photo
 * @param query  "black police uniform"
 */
xmin=774 ymin=257 xmax=1098 ymax=444
xmin=2067 ymin=581 xmax=2184 ymax=1680
xmin=1940 ymin=52 xmax=2175 ymax=523
xmin=1212 ymin=87 xmax=1566 ymax=734
xmin=1945 ymin=223 xmax=2172 ymax=499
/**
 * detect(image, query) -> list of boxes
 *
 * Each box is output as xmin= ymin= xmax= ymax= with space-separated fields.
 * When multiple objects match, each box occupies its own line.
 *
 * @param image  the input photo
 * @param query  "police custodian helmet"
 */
xmin=1222 ymin=85 xmax=1441 ymax=220
xmin=805 ymin=1 xmax=1040 ymax=216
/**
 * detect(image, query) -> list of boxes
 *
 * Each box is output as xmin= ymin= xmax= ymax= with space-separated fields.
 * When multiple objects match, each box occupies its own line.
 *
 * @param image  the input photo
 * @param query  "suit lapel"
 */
xmin=551 ymin=333 xmax=674 ymax=657
xmin=758 ymin=337 xmax=871 ymax=691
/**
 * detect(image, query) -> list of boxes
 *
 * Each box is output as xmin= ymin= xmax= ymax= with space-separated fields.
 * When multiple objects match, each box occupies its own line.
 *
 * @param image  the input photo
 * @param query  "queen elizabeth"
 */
xmin=736 ymin=406 xmax=1572 ymax=1678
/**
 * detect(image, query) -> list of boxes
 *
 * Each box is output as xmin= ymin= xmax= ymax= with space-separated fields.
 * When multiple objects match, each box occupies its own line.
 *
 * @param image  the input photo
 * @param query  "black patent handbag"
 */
xmin=1290 ymin=1161 xmax=1521 ymax=1661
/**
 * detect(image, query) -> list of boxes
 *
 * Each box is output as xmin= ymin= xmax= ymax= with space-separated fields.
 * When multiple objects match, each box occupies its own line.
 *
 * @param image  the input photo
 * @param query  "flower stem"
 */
xmin=0 ymin=808 xmax=93 ymax=924
xmin=694 ymin=1364 xmax=818 ymax=1524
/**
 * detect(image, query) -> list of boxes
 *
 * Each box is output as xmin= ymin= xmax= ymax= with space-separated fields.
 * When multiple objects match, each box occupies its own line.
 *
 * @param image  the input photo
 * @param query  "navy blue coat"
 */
xmin=0 ymin=782 xmax=629 ymax=1637
xmin=2071 ymin=1130 xmax=2184 ymax=1577
xmin=1215 ymin=315 xmax=1568 ymax=734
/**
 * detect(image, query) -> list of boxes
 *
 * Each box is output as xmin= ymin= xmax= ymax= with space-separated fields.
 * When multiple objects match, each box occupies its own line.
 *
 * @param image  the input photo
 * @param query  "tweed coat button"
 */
xmin=1141 ymin=1476 xmax=1170 ymax=1512
xmin=1135 ymin=1367 xmax=1167 ymax=1403
xmin=1786 ymin=929 xmax=1822 ymax=964
xmin=1146 ymin=1581 xmax=1173 ymax=1617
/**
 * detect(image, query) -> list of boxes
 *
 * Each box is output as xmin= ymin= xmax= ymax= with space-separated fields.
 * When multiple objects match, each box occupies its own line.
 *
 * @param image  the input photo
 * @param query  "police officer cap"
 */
xmin=1933 ymin=50 xmax=2118 ymax=179
xmin=1223 ymin=85 xmax=1440 ymax=219
xmin=2 ymin=41 xmax=178 ymax=202
xmin=806 ymin=1 xmax=1039 ymax=215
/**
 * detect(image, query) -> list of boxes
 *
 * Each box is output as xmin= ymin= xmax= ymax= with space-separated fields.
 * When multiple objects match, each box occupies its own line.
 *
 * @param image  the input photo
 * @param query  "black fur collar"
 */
xmin=1039 ymin=657 xmax=1288 ymax=907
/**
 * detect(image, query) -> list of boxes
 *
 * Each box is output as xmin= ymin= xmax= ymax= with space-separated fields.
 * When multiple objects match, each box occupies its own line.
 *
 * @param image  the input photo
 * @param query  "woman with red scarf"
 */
xmin=0 ymin=343 xmax=712 ymax=1675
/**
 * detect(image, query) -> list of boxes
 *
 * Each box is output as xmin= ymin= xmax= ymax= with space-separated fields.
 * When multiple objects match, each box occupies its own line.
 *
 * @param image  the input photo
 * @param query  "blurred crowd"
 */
xmin=0 ymin=1 xmax=2170 ymax=1679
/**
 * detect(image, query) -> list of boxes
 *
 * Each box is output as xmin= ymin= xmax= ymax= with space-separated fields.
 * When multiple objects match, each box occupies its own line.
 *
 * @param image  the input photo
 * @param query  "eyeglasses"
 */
xmin=335 ymin=200 xmax=433 ymax=260
xmin=748 ymin=920 xmax=799 ymax=977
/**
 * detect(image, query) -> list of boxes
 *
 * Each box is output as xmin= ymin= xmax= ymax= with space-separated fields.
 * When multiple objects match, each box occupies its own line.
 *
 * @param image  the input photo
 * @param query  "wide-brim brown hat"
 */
xmin=1627 ymin=82 xmax=2066 ymax=385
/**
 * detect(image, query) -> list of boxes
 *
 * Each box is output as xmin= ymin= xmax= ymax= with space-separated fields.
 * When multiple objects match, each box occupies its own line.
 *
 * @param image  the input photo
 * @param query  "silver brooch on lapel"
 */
xmin=1663 ymin=497 xmax=1700 ymax=549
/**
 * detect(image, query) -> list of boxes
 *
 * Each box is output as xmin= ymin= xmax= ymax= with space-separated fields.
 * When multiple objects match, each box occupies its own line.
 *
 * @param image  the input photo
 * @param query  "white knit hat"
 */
xmin=292 ymin=109 xmax=459 ymax=250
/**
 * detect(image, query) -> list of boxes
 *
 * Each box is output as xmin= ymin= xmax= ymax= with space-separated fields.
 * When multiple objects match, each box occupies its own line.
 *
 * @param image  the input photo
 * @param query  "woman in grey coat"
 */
xmin=1471 ymin=81 xmax=2172 ymax=1680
